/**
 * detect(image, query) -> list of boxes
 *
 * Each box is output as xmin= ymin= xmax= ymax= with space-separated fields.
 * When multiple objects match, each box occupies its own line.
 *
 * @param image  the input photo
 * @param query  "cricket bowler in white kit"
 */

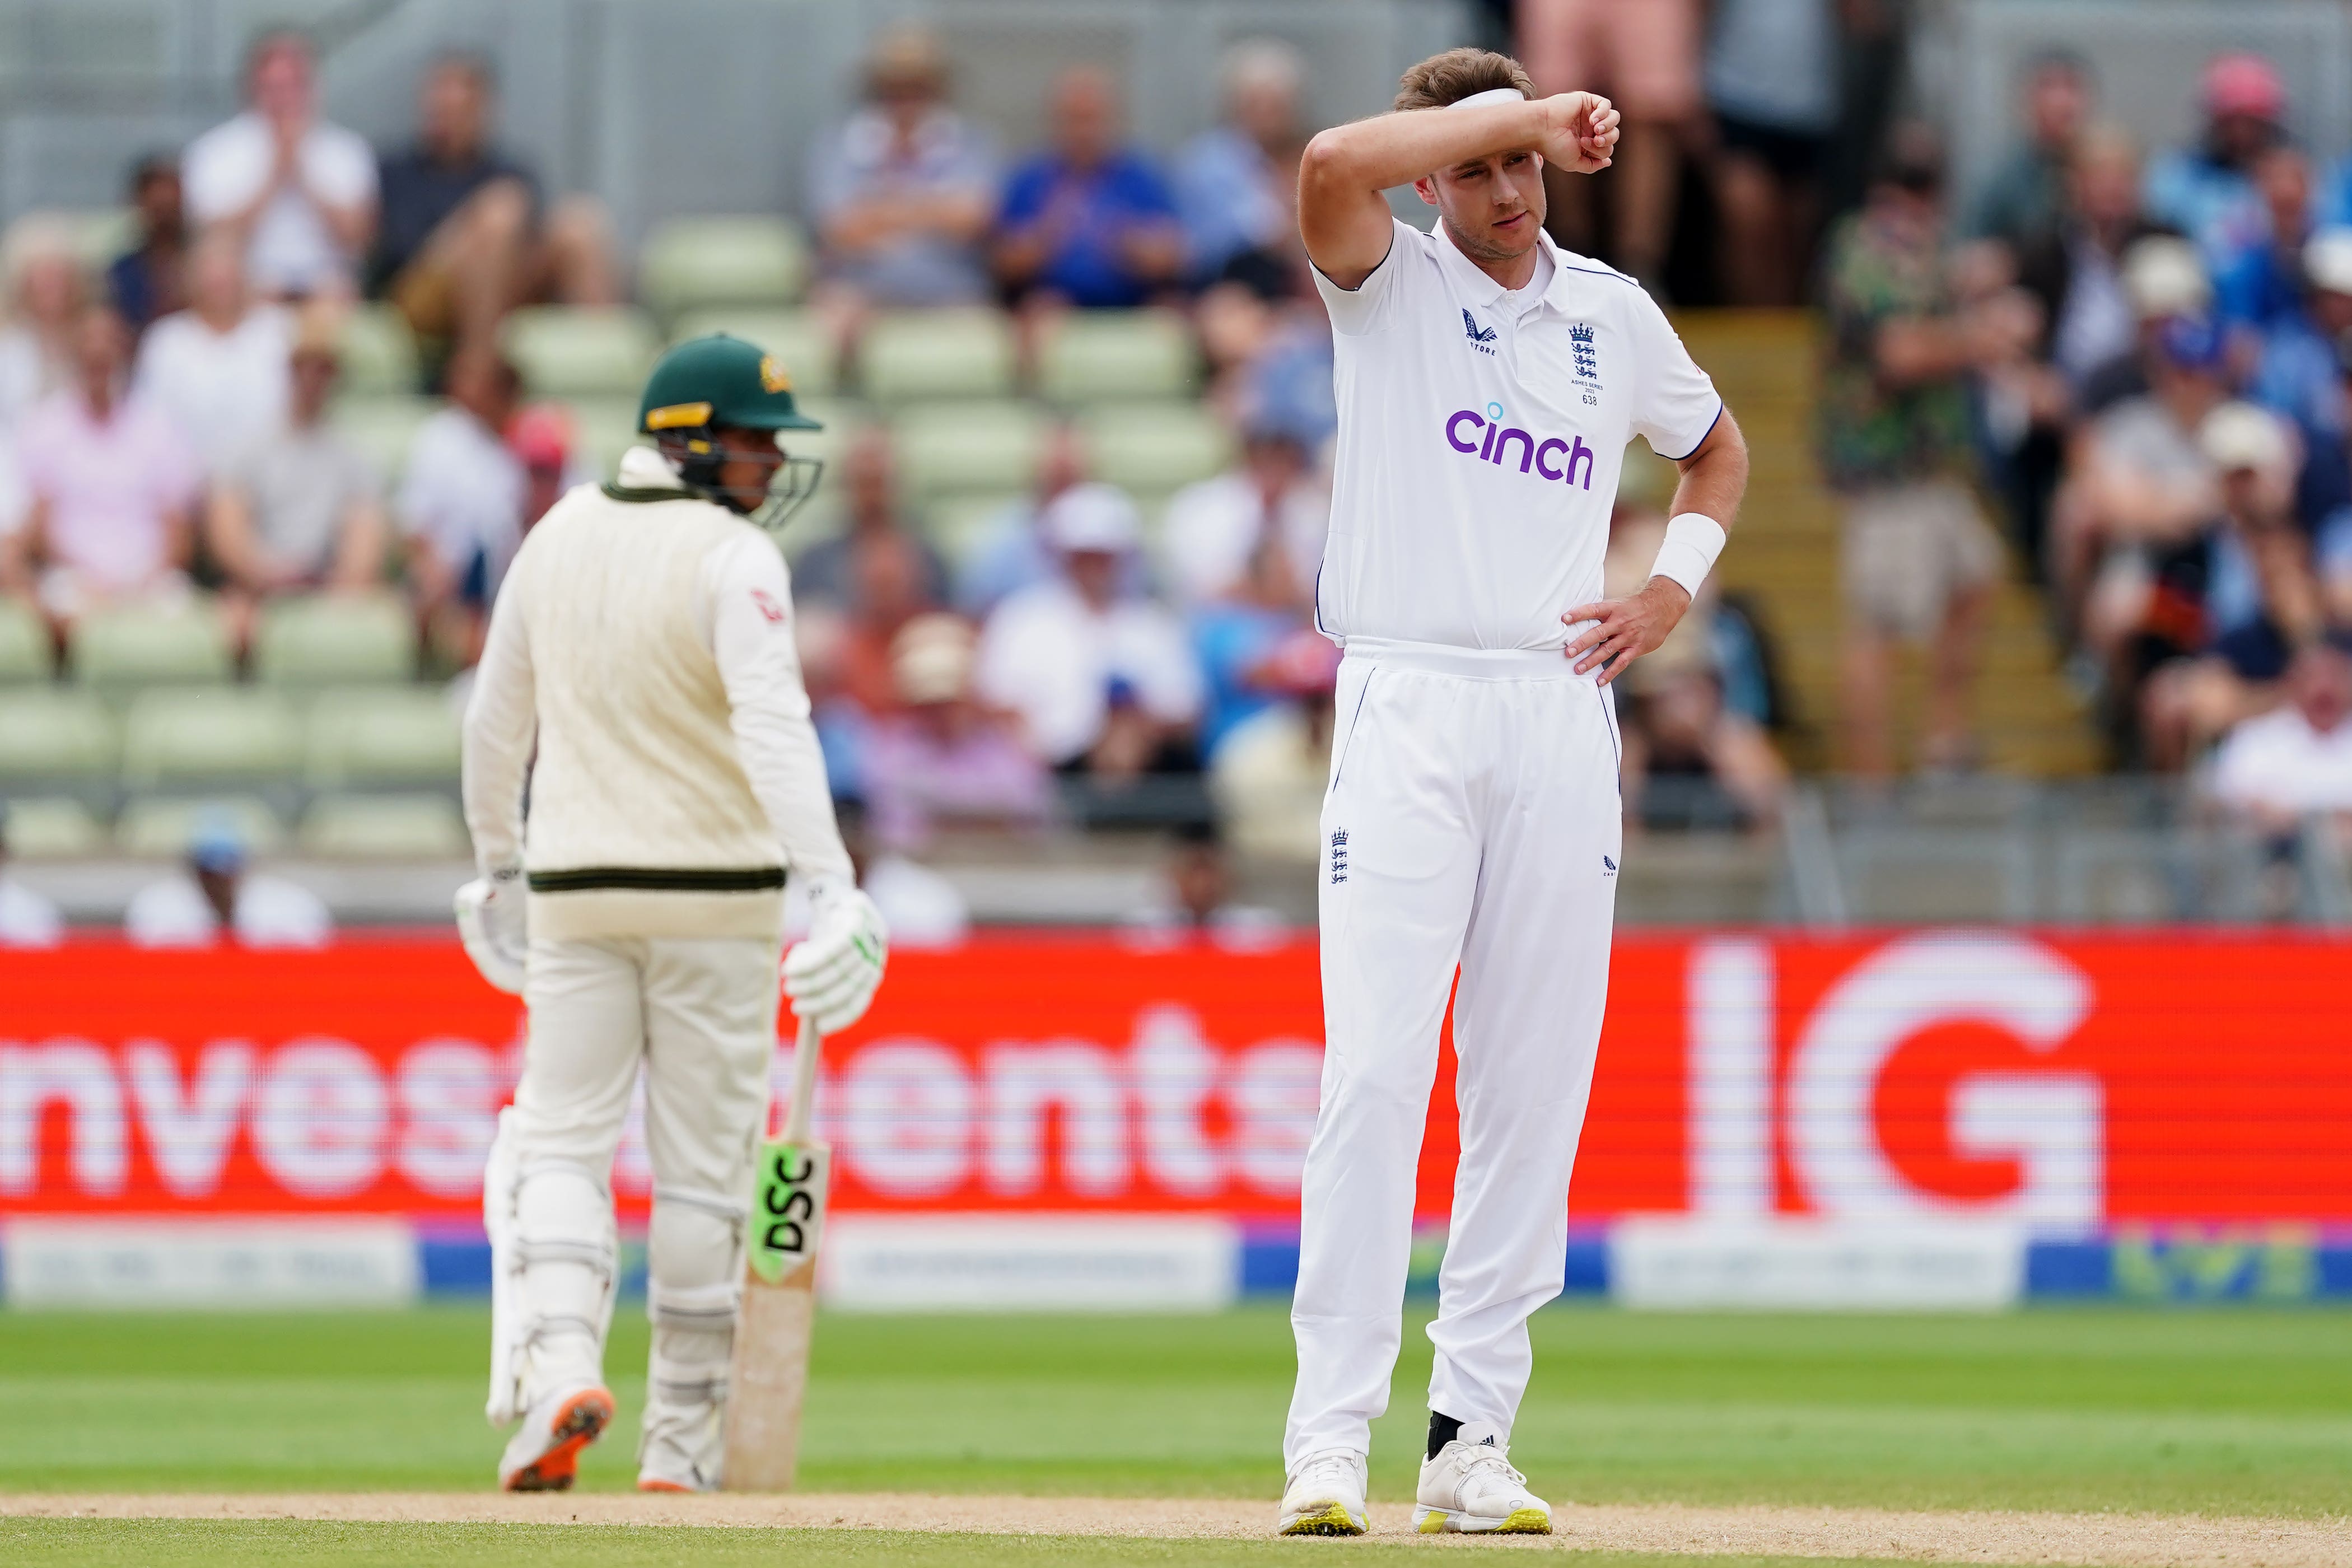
xmin=455 ymin=334 xmax=888 ymax=1492
xmin=1278 ymin=49 xmax=1749 ymax=1535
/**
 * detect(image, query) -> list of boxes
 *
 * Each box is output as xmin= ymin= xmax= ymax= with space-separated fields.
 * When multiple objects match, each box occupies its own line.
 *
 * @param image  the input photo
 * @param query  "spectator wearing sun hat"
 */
xmin=859 ymin=612 xmax=1053 ymax=852
xmin=975 ymin=482 xmax=1203 ymax=778
xmin=2144 ymin=53 xmax=2288 ymax=254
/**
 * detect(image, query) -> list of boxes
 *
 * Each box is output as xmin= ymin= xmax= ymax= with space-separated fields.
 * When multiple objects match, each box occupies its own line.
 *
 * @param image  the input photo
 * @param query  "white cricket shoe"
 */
xmin=1278 ymin=1447 xmax=1369 ymax=1536
xmin=498 ymin=1382 xmax=614 ymax=1492
xmin=1413 ymin=1438 xmax=1552 ymax=1534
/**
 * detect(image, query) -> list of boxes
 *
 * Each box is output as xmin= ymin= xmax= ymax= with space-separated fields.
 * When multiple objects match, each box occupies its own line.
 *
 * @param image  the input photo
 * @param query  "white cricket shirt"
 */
xmin=1313 ymin=217 xmax=1721 ymax=650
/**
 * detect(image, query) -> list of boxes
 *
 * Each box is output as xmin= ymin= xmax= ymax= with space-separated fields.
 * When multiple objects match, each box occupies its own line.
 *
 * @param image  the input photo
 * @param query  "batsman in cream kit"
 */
xmin=454 ymin=334 xmax=888 ymax=1492
xmin=1279 ymin=49 xmax=1749 ymax=1536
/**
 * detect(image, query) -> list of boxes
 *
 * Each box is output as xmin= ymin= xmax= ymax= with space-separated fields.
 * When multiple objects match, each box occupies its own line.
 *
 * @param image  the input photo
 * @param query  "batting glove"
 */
xmin=784 ymin=879 xmax=888 ymax=1034
xmin=454 ymin=866 xmax=528 ymax=995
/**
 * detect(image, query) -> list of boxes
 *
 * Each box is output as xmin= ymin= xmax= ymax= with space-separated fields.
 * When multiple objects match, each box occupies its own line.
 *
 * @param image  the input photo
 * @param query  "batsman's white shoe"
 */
xmin=1413 ymin=1438 xmax=1552 ymax=1534
xmin=498 ymin=1382 xmax=614 ymax=1492
xmin=1278 ymin=1447 xmax=1369 ymax=1536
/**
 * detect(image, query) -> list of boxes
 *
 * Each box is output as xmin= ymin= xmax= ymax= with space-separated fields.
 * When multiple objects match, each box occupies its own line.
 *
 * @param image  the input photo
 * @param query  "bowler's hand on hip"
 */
xmin=784 ymin=880 xmax=889 ymax=1034
xmin=1562 ymin=577 xmax=1691 ymax=685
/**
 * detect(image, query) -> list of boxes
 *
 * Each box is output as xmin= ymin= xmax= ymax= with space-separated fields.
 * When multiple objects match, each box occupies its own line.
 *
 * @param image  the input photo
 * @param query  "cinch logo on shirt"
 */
xmin=1444 ymin=402 xmax=1597 ymax=489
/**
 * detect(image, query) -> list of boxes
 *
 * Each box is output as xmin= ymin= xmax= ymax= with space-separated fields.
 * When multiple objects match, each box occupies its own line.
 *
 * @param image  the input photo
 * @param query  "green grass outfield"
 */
xmin=1 ymin=1303 xmax=2346 ymax=1519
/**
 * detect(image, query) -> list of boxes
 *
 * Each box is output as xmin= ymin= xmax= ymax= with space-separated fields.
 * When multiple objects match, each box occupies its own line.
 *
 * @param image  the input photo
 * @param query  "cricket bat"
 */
xmin=721 ymin=1014 xmax=829 ymax=1491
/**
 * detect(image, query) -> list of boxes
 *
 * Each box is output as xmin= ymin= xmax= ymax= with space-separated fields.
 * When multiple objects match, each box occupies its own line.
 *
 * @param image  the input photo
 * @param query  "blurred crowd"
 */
xmin=5 ymin=6 xmax=2352 ymax=909
xmin=1816 ymin=46 xmax=2352 ymax=846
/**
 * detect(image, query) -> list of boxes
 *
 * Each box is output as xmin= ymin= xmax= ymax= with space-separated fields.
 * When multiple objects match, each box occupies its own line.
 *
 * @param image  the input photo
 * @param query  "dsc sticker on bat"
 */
xmin=749 ymin=1140 xmax=828 ymax=1282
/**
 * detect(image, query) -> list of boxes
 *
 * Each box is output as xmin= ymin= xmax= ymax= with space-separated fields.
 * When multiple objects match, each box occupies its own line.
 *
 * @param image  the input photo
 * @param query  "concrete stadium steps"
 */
xmin=1674 ymin=310 xmax=2099 ymax=776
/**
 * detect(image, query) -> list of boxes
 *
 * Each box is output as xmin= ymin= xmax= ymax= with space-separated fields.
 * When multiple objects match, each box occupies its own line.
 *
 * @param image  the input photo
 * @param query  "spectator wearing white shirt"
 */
xmin=0 ymin=804 xmax=63 ymax=949
xmin=0 ymin=236 xmax=83 ymax=430
xmin=400 ymin=346 xmax=524 ymax=664
xmin=2211 ymin=637 xmax=2352 ymax=832
xmin=976 ymin=482 xmax=1203 ymax=781
xmin=182 ymin=29 xmax=377 ymax=299
xmin=132 ymin=228 xmax=291 ymax=475
xmin=124 ymin=817 xmax=332 ymax=950
xmin=1159 ymin=401 xmax=1327 ymax=610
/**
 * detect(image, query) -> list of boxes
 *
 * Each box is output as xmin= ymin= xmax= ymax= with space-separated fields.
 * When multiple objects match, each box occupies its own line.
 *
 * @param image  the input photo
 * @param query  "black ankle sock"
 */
xmin=1427 ymin=1411 xmax=1463 ymax=1459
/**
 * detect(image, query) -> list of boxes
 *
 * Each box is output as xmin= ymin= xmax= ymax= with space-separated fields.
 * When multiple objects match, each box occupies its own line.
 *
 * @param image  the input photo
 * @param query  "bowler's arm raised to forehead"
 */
xmin=1295 ymin=96 xmax=1616 ymax=288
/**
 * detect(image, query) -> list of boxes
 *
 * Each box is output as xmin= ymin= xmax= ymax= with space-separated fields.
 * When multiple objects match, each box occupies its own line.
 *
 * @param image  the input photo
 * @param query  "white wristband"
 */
xmin=1649 ymin=512 xmax=1726 ymax=601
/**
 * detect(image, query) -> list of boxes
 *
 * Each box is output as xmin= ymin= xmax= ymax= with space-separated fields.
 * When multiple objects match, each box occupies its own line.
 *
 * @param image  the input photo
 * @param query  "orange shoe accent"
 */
xmin=637 ymin=1478 xmax=695 ymax=1493
xmin=503 ymin=1387 xmax=615 ymax=1492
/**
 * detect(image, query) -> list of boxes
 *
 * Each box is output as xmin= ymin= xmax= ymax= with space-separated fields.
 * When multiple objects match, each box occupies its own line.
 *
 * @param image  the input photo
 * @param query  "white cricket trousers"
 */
xmin=505 ymin=935 xmax=780 ymax=1424
xmin=1286 ymin=638 xmax=1621 ymax=1466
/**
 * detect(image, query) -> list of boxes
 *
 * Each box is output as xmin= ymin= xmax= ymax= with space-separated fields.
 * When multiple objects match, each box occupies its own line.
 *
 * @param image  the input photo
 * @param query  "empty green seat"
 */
xmin=559 ymin=397 xmax=644 ymax=481
xmin=1080 ymin=404 xmax=1233 ymax=498
xmin=0 ymin=690 xmax=116 ymax=783
xmin=501 ymin=306 xmax=661 ymax=396
xmin=862 ymin=310 xmax=1016 ymax=403
xmin=254 ymin=593 xmax=414 ymax=686
xmin=299 ymin=793 xmax=469 ymax=858
xmin=640 ymin=216 xmax=810 ymax=317
xmin=1037 ymin=311 xmax=1197 ymax=403
xmin=116 ymin=796 xmax=286 ymax=858
xmin=71 ymin=602 xmax=232 ymax=693
xmin=0 ymin=796 xmax=106 ymax=856
xmin=306 ymin=689 xmax=461 ymax=788
xmin=328 ymin=394 xmax=435 ymax=485
xmin=338 ymin=304 xmax=421 ymax=394
xmin=670 ymin=307 xmax=837 ymax=395
xmin=0 ymin=599 xmax=50 ymax=680
xmin=122 ymin=690 xmax=303 ymax=788
xmin=893 ymin=402 xmax=1047 ymax=498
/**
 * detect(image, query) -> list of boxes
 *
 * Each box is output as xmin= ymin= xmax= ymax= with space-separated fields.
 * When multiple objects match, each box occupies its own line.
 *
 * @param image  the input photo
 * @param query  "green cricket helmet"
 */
xmin=637 ymin=333 xmax=825 ymax=529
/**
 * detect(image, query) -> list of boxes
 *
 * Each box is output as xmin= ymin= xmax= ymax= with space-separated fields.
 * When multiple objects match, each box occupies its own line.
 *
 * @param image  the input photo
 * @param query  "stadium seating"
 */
xmin=0 ymin=599 xmax=49 ymax=681
xmin=71 ymin=602 xmax=234 ymax=693
xmin=0 ymin=796 xmax=106 ymax=856
xmin=305 ymin=689 xmax=462 ymax=789
xmin=253 ymin=593 xmax=415 ymax=687
xmin=115 ymin=796 xmax=287 ymax=858
xmin=670 ymin=307 xmax=837 ymax=395
xmin=329 ymin=394 xmax=435 ymax=486
xmin=638 ymin=216 xmax=809 ymax=318
xmin=337 ymin=304 xmax=422 ymax=394
xmin=1036 ymin=311 xmax=1197 ymax=403
xmin=500 ymin=305 xmax=662 ymax=396
xmin=298 ymin=793 xmax=469 ymax=859
xmin=559 ymin=396 xmax=643 ymax=479
xmin=893 ymin=400 xmax=1048 ymax=498
xmin=120 ymin=689 xmax=304 ymax=790
xmin=1078 ymin=403 xmax=1233 ymax=500
xmin=0 ymin=689 xmax=116 ymax=787
xmin=862 ymin=310 xmax=1018 ymax=403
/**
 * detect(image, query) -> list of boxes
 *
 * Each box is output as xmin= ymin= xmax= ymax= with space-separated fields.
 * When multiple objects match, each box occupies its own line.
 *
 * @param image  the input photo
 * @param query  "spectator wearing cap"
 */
xmin=956 ymin=423 xmax=1144 ymax=615
xmin=1818 ymin=125 xmax=2007 ymax=776
xmin=131 ymin=227 xmax=292 ymax=477
xmin=859 ymin=612 xmax=1053 ymax=852
xmin=2013 ymin=126 xmax=2175 ymax=392
xmin=4 ymin=305 xmax=199 ymax=634
xmin=2138 ymin=402 xmax=2323 ymax=770
xmin=105 ymin=155 xmax=188 ymax=334
xmin=2247 ymin=227 xmax=2352 ymax=508
xmin=1966 ymin=51 xmax=2095 ymax=254
xmin=993 ymin=65 xmax=1183 ymax=311
xmin=1160 ymin=401 xmax=1328 ymax=612
xmin=2144 ymin=53 xmax=2287 ymax=255
xmin=205 ymin=313 xmax=388 ymax=639
xmin=399 ymin=345 xmax=526 ymax=665
xmin=809 ymin=26 xmax=999 ymax=315
xmin=2074 ymin=235 xmax=2214 ymax=417
xmin=124 ymin=817 xmax=332 ymax=949
xmin=0 ymin=803 xmax=63 ymax=948
xmin=371 ymin=53 xmax=619 ymax=363
xmin=182 ymin=29 xmax=377 ymax=300
xmin=2209 ymin=637 xmax=2352 ymax=850
xmin=976 ymin=482 xmax=1203 ymax=779
xmin=1174 ymin=39 xmax=1308 ymax=291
